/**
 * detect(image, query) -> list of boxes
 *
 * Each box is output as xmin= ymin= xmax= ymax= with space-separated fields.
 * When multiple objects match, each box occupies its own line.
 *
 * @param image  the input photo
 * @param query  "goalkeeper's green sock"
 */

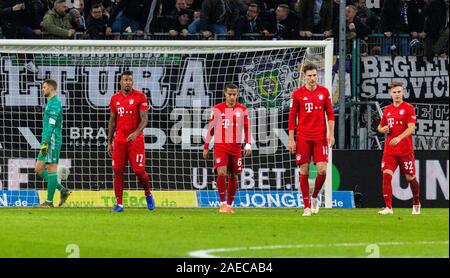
xmin=39 ymin=169 xmax=64 ymax=191
xmin=46 ymin=172 xmax=58 ymax=203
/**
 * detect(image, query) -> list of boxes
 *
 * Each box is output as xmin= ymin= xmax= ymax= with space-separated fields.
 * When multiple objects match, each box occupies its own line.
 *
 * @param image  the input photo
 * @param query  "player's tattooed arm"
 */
xmin=107 ymin=112 xmax=116 ymax=157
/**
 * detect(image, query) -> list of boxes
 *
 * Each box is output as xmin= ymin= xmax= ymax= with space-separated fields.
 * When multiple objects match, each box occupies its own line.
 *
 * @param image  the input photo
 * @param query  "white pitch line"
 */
xmin=188 ymin=241 xmax=449 ymax=258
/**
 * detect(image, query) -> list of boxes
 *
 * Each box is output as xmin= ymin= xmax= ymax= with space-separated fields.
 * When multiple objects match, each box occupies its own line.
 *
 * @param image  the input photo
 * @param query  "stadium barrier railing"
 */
xmin=349 ymin=101 xmax=383 ymax=150
xmin=14 ymin=31 xmax=331 ymax=42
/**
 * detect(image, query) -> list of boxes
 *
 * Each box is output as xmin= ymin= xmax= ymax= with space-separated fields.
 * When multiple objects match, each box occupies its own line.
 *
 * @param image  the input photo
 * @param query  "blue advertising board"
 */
xmin=197 ymin=190 xmax=355 ymax=208
xmin=0 ymin=190 xmax=40 ymax=207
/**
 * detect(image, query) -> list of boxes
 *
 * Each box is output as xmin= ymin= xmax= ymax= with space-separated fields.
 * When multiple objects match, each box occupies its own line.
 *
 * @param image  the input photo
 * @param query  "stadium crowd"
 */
xmin=0 ymin=0 xmax=448 ymax=59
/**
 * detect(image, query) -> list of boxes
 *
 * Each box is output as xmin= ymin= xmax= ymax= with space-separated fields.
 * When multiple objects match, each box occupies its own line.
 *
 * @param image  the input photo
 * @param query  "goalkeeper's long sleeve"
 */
xmin=41 ymin=96 xmax=63 ymax=145
xmin=41 ymin=114 xmax=57 ymax=144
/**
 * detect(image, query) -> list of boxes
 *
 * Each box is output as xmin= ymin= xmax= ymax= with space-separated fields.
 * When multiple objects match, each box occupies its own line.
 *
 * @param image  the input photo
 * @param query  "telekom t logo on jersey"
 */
xmin=305 ymin=102 xmax=314 ymax=112
xmin=387 ymin=118 xmax=395 ymax=128
xmin=117 ymin=107 xmax=125 ymax=117
xmin=223 ymin=119 xmax=231 ymax=128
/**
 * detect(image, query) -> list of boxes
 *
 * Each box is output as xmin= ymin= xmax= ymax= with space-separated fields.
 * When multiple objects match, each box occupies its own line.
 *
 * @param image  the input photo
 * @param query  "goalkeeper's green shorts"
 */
xmin=37 ymin=143 xmax=61 ymax=164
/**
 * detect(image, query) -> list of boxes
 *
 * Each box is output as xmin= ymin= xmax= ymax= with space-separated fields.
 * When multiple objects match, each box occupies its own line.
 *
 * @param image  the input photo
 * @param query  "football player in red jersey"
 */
xmin=107 ymin=71 xmax=155 ymax=212
xmin=288 ymin=63 xmax=335 ymax=216
xmin=203 ymin=84 xmax=252 ymax=214
xmin=377 ymin=80 xmax=421 ymax=215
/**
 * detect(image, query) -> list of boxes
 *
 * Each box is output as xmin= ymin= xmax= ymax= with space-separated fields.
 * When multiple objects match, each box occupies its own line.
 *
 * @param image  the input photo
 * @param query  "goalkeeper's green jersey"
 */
xmin=42 ymin=95 xmax=63 ymax=146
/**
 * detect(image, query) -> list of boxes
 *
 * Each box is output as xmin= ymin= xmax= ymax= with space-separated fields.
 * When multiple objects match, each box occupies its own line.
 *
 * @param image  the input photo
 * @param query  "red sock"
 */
xmin=409 ymin=178 xmax=420 ymax=206
xmin=300 ymin=174 xmax=310 ymax=208
xmin=136 ymin=170 xmax=151 ymax=196
xmin=227 ymin=177 xmax=237 ymax=206
xmin=382 ymin=173 xmax=393 ymax=209
xmin=312 ymin=173 xmax=326 ymax=198
xmin=114 ymin=170 xmax=124 ymax=205
xmin=217 ymin=175 xmax=227 ymax=203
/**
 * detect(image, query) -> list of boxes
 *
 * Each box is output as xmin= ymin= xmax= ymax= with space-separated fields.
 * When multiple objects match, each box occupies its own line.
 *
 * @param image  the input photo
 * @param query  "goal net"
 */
xmin=0 ymin=40 xmax=334 ymax=209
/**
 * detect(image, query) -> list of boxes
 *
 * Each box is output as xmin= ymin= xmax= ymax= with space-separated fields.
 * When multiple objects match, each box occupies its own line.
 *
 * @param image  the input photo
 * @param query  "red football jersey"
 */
xmin=380 ymin=101 xmax=416 ymax=156
xmin=109 ymin=89 xmax=149 ymax=143
xmin=288 ymin=85 xmax=335 ymax=140
xmin=204 ymin=102 xmax=251 ymax=155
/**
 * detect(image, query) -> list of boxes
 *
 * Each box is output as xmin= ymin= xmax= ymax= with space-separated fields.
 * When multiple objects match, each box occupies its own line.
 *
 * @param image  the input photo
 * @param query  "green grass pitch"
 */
xmin=0 ymin=208 xmax=448 ymax=258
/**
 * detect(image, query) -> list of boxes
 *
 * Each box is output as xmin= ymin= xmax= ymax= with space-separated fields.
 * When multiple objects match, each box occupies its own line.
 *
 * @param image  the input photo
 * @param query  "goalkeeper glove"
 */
xmin=40 ymin=142 xmax=48 ymax=157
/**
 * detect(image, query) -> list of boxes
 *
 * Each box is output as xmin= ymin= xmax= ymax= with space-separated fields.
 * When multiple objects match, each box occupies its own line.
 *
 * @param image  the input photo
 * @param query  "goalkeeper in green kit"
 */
xmin=34 ymin=79 xmax=71 ymax=207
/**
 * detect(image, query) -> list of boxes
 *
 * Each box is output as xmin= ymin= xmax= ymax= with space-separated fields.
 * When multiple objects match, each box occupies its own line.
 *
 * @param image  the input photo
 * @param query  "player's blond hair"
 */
xmin=302 ymin=63 xmax=318 ymax=73
xmin=390 ymin=80 xmax=404 ymax=89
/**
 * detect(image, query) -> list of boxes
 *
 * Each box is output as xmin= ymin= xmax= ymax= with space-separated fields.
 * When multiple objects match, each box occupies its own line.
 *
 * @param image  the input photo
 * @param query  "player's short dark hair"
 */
xmin=224 ymin=84 xmax=239 ymax=91
xmin=43 ymin=79 xmax=57 ymax=89
xmin=120 ymin=70 xmax=133 ymax=79
xmin=302 ymin=63 xmax=318 ymax=73
xmin=390 ymin=80 xmax=403 ymax=89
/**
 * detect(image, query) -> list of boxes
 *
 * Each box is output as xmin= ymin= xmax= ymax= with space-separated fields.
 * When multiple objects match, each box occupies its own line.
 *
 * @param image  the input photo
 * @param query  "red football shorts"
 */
xmin=382 ymin=153 xmax=416 ymax=176
xmin=112 ymin=138 xmax=146 ymax=172
xmin=295 ymin=137 xmax=329 ymax=165
xmin=213 ymin=149 xmax=243 ymax=174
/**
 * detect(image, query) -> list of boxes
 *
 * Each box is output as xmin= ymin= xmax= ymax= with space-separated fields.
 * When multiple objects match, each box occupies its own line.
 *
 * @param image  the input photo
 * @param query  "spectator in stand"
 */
xmin=83 ymin=0 xmax=104 ymax=16
xmin=339 ymin=5 xmax=371 ymax=55
xmin=0 ymin=0 xmax=42 ymax=39
xmin=332 ymin=0 xmax=339 ymax=36
xmin=235 ymin=3 xmax=269 ymax=39
xmin=296 ymin=0 xmax=333 ymax=38
xmin=101 ymin=0 xmax=114 ymax=19
xmin=169 ymin=0 xmax=187 ymax=16
xmin=0 ymin=0 xmax=44 ymax=72
xmin=380 ymin=0 xmax=424 ymax=55
xmin=236 ymin=0 xmax=248 ymax=16
xmin=28 ymin=0 xmax=48 ymax=37
xmin=106 ymin=0 xmax=160 ymax=37
xmin=73 ymin=0 xmax=87 ymax=30
xmin=167 ymin=8 xmax=193 ymax=37
xmin=355 ymin=0 xmax=380 ymax=33
xmin=188 ymin=0 xmax=240 ymax=40
xmin=419 ymin=0 xmax=449 ymax=61
xmin=86 ymin=3 xmax=108 ymax=39
xmin=41 ymin=0 xmax=76 ymax=39
xmin=267 ymin=4 xmax=299 ymax=39
xmin=147 ymin=1 xmax=171 ymax=33
xmin=193 ymin=8 xmax=201 ymax=20
xmin=161 ymin=0 xmax=176 ymax=15
xmin=265 ymin=0 xmax=295 ymax=10
xmin=185 ymin=0 xmax=201 ymax=10
xmin=345 ymin=5 xmax=371 ymax=39
xmin=242 ymin=0 xmax=269 ymax=16
xmin=225 ymin=0 xmax=246 ymax=37
xmin=186 ymin=0 xmax=194 ymax=8
xmin=68 ymin=8 xmax=86 ymax=33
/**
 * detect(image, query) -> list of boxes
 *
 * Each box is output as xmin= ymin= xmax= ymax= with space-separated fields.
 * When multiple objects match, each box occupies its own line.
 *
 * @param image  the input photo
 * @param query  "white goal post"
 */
xmin=0 ymin=39 xmax=334 ymax=209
